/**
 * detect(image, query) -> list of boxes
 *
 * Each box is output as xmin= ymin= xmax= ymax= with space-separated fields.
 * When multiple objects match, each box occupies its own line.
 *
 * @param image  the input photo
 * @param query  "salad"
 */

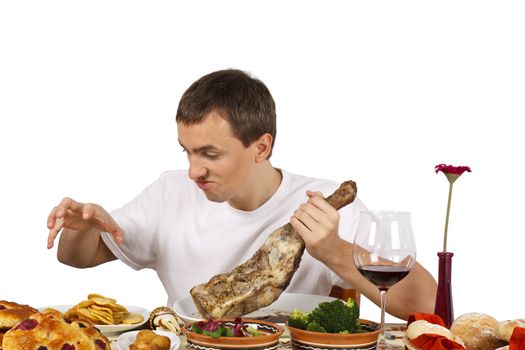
xmin=190 ymin=317 xmax=265 ymax=338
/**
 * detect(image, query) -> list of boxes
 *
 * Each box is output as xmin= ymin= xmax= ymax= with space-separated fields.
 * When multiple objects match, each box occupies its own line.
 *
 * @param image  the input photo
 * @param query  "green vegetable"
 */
xmin=306 ymin=320 xmax=326 ymax=333
xmin=246 ymin=326 xmax=262 ymax=336
xmin=287 ymin=308 xmax=310 ymax=330
xmin=288 ymin=298 xmax=360 ymax=334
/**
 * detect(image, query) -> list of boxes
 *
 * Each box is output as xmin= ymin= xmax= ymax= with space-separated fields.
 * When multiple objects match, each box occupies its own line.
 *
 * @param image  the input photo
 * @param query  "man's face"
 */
xmin=177 ymin=111 xmax=259 ymax=207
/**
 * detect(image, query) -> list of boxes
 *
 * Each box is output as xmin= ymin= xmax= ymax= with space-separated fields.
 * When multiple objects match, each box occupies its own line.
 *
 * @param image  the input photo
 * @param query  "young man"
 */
xmin=47 ymin=69 xmax=437 ymax=320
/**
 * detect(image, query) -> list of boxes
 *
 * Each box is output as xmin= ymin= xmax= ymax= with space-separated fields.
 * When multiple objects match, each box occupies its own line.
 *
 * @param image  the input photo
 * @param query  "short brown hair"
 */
xmin=176 ymin=69 xmax=277 ymax=158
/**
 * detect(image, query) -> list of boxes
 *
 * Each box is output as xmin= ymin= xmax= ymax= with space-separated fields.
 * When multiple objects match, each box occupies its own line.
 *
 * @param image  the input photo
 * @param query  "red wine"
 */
xmin=358 ymin=265 xmax=411 ymax=290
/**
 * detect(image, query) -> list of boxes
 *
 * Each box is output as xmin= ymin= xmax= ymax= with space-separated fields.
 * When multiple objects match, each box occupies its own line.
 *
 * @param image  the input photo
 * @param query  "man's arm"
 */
xmin=322 ymin=239 xmax=437 ymax=320
xmin=56 ymin=228 xmax=117 ymax=267
xmin=291 ymin=191 xmax=437 ymax=320
xmin=47 ymin=197 xmax=122 ymax=268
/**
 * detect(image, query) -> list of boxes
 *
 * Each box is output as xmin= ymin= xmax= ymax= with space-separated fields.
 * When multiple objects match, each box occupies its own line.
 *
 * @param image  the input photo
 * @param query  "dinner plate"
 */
xmin=117 ymin=330 xmax=180 ymax=350
xmin=173 ymin=292 xmax=337 ymax=323
xmin=38 ymin=304 xmax=149 ymax=336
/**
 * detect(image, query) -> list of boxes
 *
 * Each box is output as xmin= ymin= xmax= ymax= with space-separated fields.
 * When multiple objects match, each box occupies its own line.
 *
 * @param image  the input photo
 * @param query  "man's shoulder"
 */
xmin=283 ymin=170 xmax=340 ymax=193
xmin=151 ymin=170 xmax=197 ymax=194
xmin=282 ymin=169 xmax=366 ymax=212
xmin=157 ymin=169 xmax=189 ymax=180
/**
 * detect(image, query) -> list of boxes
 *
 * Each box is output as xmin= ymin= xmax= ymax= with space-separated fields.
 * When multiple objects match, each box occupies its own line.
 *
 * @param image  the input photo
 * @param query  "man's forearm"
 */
xmin=324 ymin=239 xmax=437 ymax=320
xmin=386 ymin=262 xmax=437 ymax=319
xmin=57 ymin=227 xmax=103 ymax=268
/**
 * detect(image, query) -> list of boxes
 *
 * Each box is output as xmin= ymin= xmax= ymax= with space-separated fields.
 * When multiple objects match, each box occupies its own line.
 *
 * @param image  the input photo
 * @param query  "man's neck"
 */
xmin=228 ymin=163 xmax=282 ymax=211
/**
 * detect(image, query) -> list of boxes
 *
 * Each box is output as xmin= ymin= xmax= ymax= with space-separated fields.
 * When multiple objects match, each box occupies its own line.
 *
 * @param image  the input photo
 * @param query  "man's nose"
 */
xmin=188 ymin=157 xmax=207 ymax=180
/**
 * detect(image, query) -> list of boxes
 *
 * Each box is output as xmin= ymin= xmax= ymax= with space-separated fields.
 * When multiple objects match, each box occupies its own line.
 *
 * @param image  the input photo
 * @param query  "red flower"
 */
xmin=435 ymin=163 xmax=471 ymax=252
xmin=434 ymin=164 xmax=472 ymax=176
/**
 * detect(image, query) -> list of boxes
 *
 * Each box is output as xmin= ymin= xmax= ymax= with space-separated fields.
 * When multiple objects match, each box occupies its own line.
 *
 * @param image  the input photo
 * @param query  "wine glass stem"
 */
xmin=377 ymin=289 xmax=390 ymax=349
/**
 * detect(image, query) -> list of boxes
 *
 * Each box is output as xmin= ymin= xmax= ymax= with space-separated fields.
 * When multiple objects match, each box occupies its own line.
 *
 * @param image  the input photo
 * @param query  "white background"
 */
xmin=1 ymin=1 xmax=524 ymax=324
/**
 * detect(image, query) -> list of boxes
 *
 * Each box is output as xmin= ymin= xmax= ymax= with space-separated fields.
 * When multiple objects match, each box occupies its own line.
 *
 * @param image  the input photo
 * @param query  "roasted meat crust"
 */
xmin=190 ymin=180 xmax=357 ymax=319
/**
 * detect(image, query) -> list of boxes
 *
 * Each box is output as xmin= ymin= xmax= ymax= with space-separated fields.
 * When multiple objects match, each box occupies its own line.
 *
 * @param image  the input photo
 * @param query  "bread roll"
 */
xmin=450 ymin=313 xmax=507 ymax=350
xmin=494 ymin=319 xmax=525 ymax=342
xmin=130 ymin=329 xmax=171 ymax=350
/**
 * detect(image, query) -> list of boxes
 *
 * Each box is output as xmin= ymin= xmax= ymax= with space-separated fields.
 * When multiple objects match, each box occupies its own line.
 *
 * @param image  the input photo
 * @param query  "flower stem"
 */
xmin=443 ymin=182 xmax=454 ymax=252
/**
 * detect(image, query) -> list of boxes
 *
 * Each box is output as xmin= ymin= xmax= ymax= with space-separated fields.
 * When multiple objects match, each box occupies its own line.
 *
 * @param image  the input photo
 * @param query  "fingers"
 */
xmin=293 ymin=202 xmax=330 ymax=231
xmin=111 ymin=228 xmax=123 ymax=244
xmin=47 ymin=217 xmax=63 ymax=249
xmin=55 ymin=197 xmax=82 ymax=217
xmin=82 ymin=203 xmax=96 ymax=220
xmin=47 ymin=198 xmax=82 ymax=249
xmin=47 ymin=206 xmax=59 ymax=230
xmin=298 ymin=191 xmax=339 ymax=226
xmin=47 ymin=198 xmax=124 ymax=249
xmin=83 ymin=203 xmax=123 ymax=244
xmin=291 ymin=189 xmax=341 ymax=242
xmin=306 ymin=191 xmax=338 ymax=214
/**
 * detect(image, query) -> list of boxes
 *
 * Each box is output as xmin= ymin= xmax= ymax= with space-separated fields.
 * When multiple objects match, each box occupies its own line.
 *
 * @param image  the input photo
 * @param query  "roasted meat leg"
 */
xmin=190 ymin=180 xmax=357 ymax=319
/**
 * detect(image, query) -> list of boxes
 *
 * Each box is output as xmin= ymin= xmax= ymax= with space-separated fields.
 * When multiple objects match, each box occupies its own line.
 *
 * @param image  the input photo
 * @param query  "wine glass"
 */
xmin=353 ymin=210 xmax=416 ymax=350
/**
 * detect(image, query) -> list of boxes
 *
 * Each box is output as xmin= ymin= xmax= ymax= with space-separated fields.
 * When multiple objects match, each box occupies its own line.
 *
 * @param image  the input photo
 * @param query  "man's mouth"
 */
xmin=196 ymin=180 xmax=212 ymax=190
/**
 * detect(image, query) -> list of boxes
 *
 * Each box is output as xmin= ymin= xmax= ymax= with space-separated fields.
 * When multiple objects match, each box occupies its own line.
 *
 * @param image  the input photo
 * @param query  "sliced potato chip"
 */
xmin=121 ymin=313 xmax=144 ymax=325
xmin=65 ymin=293 xmax=139 ymax=326
xmin=78 ymin=308 xmax=113 ymax=325
xmin=87 ymin=293 xmax=117 ymax=304
xmin=90 ymin=305 xmax=113 ymax=315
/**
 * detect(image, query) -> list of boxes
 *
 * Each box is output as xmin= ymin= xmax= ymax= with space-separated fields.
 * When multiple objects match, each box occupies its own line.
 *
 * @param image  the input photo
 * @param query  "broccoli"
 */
xmin=288 ymin=308 xmax=310 ymax=330
xmin=306 ymin=320 xmax=326 ymax=333
xmin=287 ymin=298 xmax=360 ymax=334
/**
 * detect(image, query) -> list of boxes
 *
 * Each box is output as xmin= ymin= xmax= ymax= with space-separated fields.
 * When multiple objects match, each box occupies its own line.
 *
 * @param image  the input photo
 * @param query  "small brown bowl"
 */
xmin=287 ymin=319 xmax=380 ymax=350
xmin=182 ymin=319 xmax=284 ymax=350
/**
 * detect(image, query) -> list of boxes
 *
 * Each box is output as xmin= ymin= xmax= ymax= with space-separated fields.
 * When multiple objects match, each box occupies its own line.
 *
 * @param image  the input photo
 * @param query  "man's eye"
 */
xmin=204 ymin=153 xmax=220 ymax=160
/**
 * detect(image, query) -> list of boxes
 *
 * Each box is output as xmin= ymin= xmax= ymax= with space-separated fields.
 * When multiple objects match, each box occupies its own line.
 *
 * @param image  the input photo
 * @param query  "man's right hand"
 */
xmin=47 ymin=197 xmax=123 ymax=249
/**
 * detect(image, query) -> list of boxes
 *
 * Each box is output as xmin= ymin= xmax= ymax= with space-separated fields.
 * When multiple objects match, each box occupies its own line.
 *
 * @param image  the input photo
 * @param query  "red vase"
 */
xmin=434 ymin=252 xmax=454 ymax=328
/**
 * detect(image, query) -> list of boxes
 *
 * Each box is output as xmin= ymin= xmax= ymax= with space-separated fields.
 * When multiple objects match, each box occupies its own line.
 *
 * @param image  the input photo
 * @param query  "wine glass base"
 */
xmin=376 ymin=339 xmax=394 ymax=350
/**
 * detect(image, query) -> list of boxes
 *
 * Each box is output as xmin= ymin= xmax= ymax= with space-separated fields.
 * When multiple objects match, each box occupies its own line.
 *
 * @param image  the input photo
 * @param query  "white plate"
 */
xmin=173 ymin=292 xmax=337 ymax=323
xmin=38 ymin=305 xmax=149 ymax=336
xmin=117 ymin=330 xmax=180 ymax=350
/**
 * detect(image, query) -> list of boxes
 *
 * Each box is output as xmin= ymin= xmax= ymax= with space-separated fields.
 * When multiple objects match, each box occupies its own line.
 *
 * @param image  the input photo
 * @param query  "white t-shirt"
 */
xmin=101 ymin=169 xmax=366 ymax=307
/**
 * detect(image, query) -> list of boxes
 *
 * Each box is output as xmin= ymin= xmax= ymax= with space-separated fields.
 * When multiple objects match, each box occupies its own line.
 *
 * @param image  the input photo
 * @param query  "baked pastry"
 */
xmin=494 ymin=319 xmax=525 ymax=342
xmin=130 ymin=330 xmax=171 ymax=350
xmin=0 ymin=301 xmax=38 ymax=330
xmin=407 ymin=320 xmax=454 ymax=339
xmin=450 ymin=312 xmax=507 ymax=350
xmin=2 ymin=311 xmax=110 ymax=350
xmin=404 ymin=320 xmax=465 ymax=350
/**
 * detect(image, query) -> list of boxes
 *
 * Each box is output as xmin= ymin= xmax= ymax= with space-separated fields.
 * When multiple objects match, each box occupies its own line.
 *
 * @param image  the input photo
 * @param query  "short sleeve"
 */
xmin=101 ymin=177 xmax=164 ymax=270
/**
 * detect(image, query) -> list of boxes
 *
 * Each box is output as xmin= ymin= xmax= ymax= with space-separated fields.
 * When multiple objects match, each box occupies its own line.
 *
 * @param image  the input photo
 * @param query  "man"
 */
xmin=47 ymin=69 xmax=437 ymax=320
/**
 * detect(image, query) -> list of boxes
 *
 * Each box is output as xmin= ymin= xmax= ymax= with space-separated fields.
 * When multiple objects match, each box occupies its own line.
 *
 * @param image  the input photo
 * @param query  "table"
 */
xmin=109 ymin=323 xmax=407 ymax=349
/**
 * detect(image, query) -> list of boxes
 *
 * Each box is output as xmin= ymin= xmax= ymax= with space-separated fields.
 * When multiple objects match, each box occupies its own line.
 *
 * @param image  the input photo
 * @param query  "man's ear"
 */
xmin=254 ymin=133 xmax=273 ymax=162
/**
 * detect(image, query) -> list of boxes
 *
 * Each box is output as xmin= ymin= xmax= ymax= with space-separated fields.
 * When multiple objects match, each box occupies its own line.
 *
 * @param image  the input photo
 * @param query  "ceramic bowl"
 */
xmin=182 ymin=319 xmax=285 ymax=350
xmin=287 ymin=319 xmax=380 ymax=350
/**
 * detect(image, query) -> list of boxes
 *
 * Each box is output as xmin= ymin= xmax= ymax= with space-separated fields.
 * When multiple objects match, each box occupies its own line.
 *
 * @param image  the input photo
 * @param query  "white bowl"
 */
xmin=173 ymin=292 xmax=337 ymax=323
xmin=39 ymin=304 xmax=149 ymax=337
